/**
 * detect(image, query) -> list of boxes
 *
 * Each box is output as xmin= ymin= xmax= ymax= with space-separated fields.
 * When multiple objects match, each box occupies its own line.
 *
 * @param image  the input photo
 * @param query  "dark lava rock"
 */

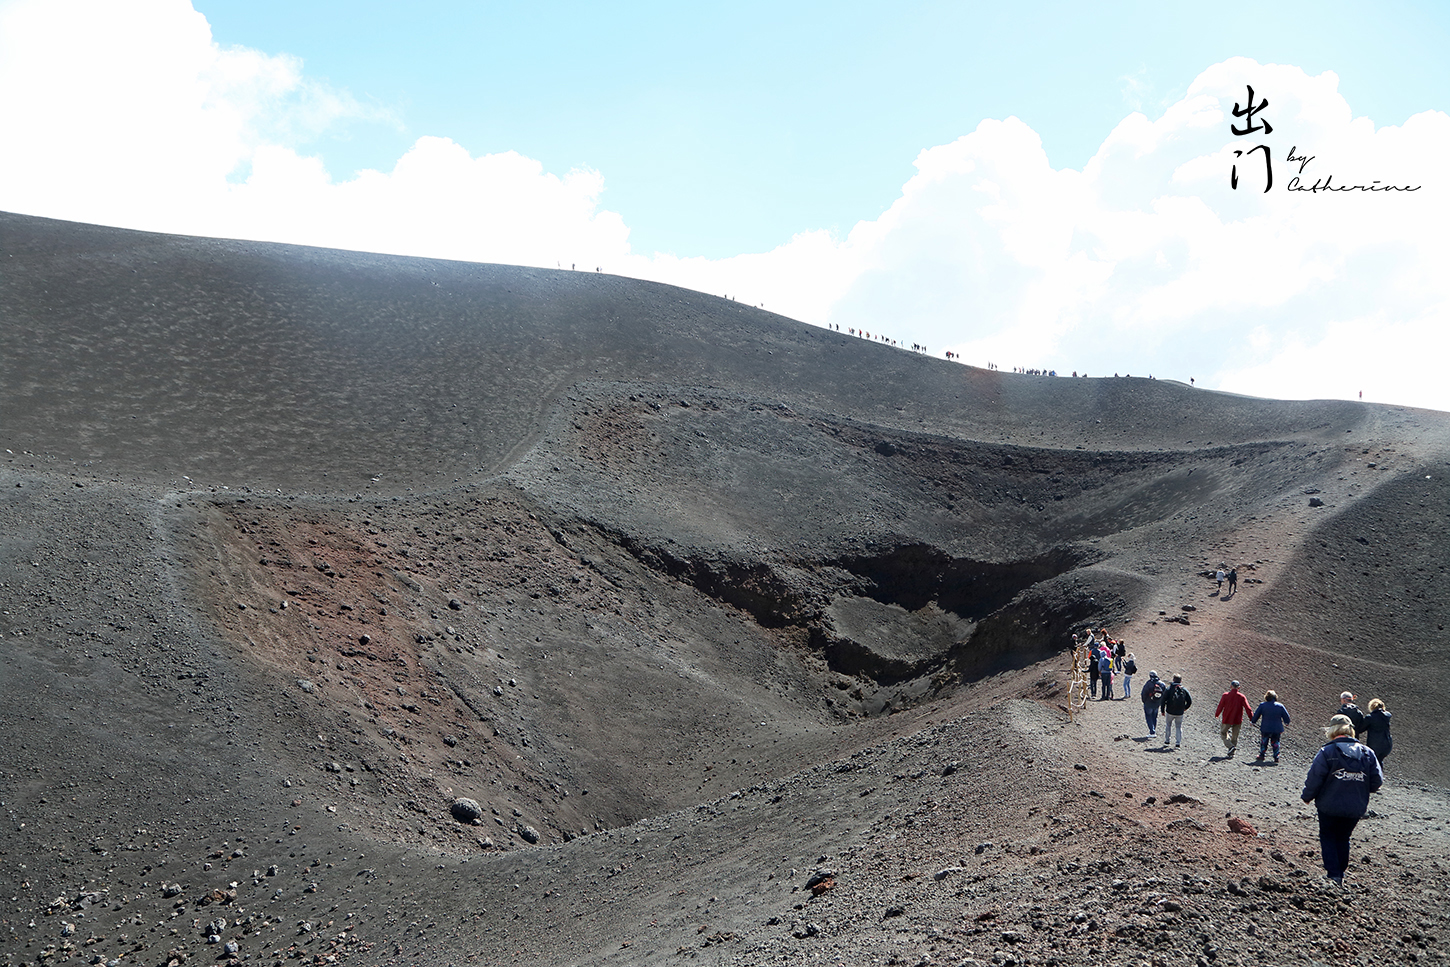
xmin=450 ymin=798 xmax=484 ymax=824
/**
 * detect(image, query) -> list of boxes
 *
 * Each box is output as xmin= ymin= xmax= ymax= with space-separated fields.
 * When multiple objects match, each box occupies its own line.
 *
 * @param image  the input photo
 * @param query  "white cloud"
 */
xmin=2 ymin=2 xmax=1447 ymax=412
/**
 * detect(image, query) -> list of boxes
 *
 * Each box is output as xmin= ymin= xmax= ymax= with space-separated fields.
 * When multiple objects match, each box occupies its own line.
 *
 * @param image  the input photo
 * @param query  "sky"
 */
xmin=2 ymin=1 xmax=1448 ymax=411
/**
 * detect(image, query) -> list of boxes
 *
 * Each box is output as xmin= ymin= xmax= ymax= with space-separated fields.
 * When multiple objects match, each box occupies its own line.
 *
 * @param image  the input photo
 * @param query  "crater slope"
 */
xmin=3 ymin=212 xmax=1448 ymax=967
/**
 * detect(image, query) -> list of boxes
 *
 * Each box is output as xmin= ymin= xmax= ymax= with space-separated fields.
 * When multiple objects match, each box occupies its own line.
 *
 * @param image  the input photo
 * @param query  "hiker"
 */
xmin=1250 ymin=689 xmax=1291 ymax=762
xmin=1215 ymin=680 xmax=1253 ymax=757
xmin=1161 ymin=674 xmax=1192 ymax=748
xmin=1087 ymin=643 xmax=1100 ymax=698
xmin=1365 ymin=698 xmax=1393 ymax=767
xmin=1098 ymin=649 xmax=1114 ymax=700
xmin=1227 ymin=567 xmax=1238 ymax=596
xmin=1215 ymin=567 xmax=1226 ymax=593
xmin=1122 ymin=652 xmax=1137 ymax=699
xmin=1302 ymin=714 xmax=1383 ymax=885
xmin=1338 ymin=692 xmax=1368 ymax=738
xmin=1141 ymin=671 xmax=1165 ymax=735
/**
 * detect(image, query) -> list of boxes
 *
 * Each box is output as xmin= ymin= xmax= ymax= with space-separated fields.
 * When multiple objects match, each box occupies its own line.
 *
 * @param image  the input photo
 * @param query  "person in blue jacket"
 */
xmin=1301 ymin=714 xmax=1383 ymax=884
xmin=1250 ymin=689 xmax=1291 ymax=762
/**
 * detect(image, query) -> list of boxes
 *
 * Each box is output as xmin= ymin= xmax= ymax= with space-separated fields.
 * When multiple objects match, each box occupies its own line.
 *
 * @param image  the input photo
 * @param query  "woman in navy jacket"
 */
xmin=1250 ymin=690 xmax=1291 ymax=762
xmin=1301 ymin=714 xmax=1383 ymax=884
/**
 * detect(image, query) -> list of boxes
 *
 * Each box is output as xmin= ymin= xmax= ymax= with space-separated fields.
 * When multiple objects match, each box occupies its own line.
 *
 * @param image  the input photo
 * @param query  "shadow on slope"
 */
xmin=1245 ymin=464 xmax=1450 ymax=784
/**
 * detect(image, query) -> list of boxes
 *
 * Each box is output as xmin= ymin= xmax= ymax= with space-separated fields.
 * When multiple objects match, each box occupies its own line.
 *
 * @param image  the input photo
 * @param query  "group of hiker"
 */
xmin=1075 ymin=628 xmax=1397 ymax=886
xmin=1074 ymin=628 xmax=1135 ymax=702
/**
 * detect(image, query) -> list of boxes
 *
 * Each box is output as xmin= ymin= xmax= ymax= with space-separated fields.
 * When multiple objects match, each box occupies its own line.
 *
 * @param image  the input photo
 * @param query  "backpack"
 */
xmin=1142 ymin=680 xmax=1164 ymax=704
xmin=1163 ymin=684 xmax=1191 ymax=714
xmin=1124 ymin=658 xmax=1137 ymax=675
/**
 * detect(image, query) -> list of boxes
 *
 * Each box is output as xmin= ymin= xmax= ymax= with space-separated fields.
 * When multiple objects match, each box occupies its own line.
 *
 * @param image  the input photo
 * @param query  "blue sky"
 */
xmin=2 ymin=1 xmax=1448 ymax=410
xmin=190 ymin=1 xmax=1450 ymax=258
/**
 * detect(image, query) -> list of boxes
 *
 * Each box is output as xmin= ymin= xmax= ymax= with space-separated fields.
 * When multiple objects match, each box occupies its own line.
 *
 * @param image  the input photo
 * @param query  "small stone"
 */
xmin=223 ymin=941 xmax=238 ymax=955
xmin=448 ymin=598 xmax=463 ymax=610
xmin=358 ymin=634 xmax=370 ymax=646
xmin=1073 ymin=763 xmax=1087 ymax=771
xmin=162 ymin=883 xmax=183 ymax=898
xmin=517 ymin=823 xmax=540 ymax=844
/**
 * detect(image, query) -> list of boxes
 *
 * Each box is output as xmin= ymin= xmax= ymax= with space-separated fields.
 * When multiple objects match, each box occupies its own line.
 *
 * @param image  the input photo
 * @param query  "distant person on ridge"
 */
xmin=1338 ymin=692 xmax=1368 ymax=739
xmin=1141 ymin=671 xmax=1165 ymax=735
xmin=1250 ymin=689 xmax=1291 ymax=762
xmin=1161 ymin=674 xmax=1192 ymax=748
xmin=1215 ymin=680 xmax=1253 ymax=757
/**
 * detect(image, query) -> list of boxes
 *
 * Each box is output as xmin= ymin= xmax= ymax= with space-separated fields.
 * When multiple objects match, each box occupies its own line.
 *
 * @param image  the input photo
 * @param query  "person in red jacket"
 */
xmin=1215 ymin=680 xmax=1254 ymax=758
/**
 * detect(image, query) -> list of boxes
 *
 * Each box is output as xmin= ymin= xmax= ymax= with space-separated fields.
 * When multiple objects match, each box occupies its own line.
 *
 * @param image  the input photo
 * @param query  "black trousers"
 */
xmin=1317 ymin=813 xmax=1360 ymax=879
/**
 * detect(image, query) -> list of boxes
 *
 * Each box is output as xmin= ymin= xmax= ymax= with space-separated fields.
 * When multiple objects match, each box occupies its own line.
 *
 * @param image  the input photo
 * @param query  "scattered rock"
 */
xmin=296 ymin=679 xmax=314 ymax=693
xmin=1309 ymin=497 xmax=1325 ymax=507
xmin=1167 ymin=818 xmax=1207 ymax=832
xmin=161 ymin=882 xmax=183 ymax=898
xmin=1227 ymin=816 xmax=1258 ymax=836
xmin=450 ymin=798 xmax=484 ymax=824
xmin=517 ymin=823 xmax=541 ymax=844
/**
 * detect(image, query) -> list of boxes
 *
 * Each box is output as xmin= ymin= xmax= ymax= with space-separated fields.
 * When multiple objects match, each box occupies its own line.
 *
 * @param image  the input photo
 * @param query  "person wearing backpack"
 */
xmin=1098 ymin=650 xmax=1115 ymax=700
xmin=1161 ymin=674 xmax=1192 ymax=748
xmin=1302 ymin=714 xmax=1383 ymax=884
xmin=1141 ymin=671 xmax=1165 ymax=736
xmin=1122 ymin=653 xmax=1138 ymax=699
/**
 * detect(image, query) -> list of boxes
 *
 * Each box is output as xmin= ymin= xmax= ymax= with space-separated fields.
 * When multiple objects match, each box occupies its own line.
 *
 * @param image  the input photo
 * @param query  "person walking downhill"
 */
xmin=1098 ymin=649 xmax=1114 ymax=701
xmin=1302 ymin=714 xmax=1383 ymax=885
xmin=1141 ymin=671 xmax=1165 ymax=736
xmin=1227 ymin=567 xmax=1238 ymax=596
xmin=1161 ymin=674 xmax=1192 ymax=748
xmin=1338 ymin=692 xmax=1368 ymax=739
xmin=1215 ymin=680 xmax=1253 ymax=757
xmin=1364 ymin=698 xmax=1393 ymax=768
xmin=1122 ymin=652 xmax=1137 ymax=699
xmin=1250 ymin=689 xmax=1291 ymax=762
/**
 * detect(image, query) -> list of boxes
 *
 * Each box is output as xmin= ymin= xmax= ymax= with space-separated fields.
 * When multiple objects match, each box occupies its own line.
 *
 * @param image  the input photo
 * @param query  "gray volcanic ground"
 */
xmin=3 ymin=211 xmax=1449 ymax=967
